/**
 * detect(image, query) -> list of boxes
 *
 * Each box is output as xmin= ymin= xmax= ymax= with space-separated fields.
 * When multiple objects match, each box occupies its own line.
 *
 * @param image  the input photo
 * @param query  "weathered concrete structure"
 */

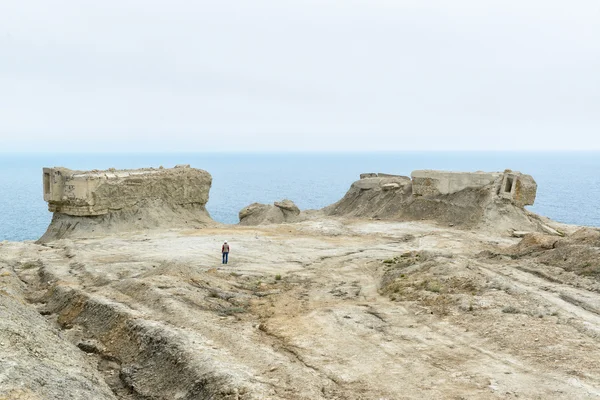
xmin=410 ymin=169 xmax=536 ymax=206
xmin=326 ymin=169 xmax=542 ymax=233
xmin=43 ymin=165 xmax=211 ymax=216
xmin=40 ymin=165 xmax=213 ymax=241
xmin=359 ymin=173 xmax=407 ymax=180
xmin=411 ymin=170 xmax=501 ymax=197
xmin=498 ymin=171 xmax=537 ymax=207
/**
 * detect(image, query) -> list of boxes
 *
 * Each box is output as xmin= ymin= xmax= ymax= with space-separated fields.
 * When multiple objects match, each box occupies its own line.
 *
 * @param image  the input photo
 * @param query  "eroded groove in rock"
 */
xmin=43 ymin=286 xmax=269 ymax=399
xmin=0 ymin=260 xmax=117 ymax=400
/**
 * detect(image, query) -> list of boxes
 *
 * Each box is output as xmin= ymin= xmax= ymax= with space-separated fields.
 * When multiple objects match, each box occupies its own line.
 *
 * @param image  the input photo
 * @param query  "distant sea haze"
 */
xmin=0 ymin=152 xmax=598 ymax=242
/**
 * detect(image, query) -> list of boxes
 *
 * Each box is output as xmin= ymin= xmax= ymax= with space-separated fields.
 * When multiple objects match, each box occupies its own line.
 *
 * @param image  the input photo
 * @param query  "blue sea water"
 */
xmin=0 ymin=152 xmax=598 ymax=242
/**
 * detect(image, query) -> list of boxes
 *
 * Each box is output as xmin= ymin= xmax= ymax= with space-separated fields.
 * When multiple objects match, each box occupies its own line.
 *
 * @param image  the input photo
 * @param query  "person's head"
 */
xmin=224 ymin=240 xmax=227 ymax=244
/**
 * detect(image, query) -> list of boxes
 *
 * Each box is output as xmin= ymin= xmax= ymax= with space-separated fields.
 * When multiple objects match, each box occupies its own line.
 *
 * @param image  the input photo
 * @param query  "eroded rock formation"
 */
xmin=325 ymin=169 xmax=550 ymax=233
xmin=239 ymin=199 xmax=301 ymax=226
xmin=493 ymin=227 xmax=600 ymax=276
xmin=0 ymin=256 xmax=117 ymax=399
xmin=40 ymin=165 xmax=213 ymax=242
xmin=4 ymin=166 xmax=600 ymax=399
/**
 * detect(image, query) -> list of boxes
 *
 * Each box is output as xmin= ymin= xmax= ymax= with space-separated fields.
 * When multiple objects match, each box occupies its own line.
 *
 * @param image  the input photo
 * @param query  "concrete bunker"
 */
xmin=39 ymin=165 xmax=213 ymax=241
xmin=410 ymin=169 xmax=537 ymax=208
xmin=42 ymin=165 xmax=212 ymax=217
xmin=411 ymin=170 xmax=502 ymax=197
xmin=327 ymin=168 xmax=540 ymax=229
xmin=499 ymin=171 xmax=537 ymax=207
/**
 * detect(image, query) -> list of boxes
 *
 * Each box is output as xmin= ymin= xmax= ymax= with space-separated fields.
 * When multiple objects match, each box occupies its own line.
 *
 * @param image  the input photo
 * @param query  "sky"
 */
xmin=1 ymin=0 xmax=599 ymax=152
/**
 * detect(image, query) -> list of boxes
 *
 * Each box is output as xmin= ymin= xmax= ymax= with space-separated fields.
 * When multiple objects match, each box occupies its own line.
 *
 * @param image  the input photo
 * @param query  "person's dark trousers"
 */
xmin=222 ymin=252 xmax=229 ymax=264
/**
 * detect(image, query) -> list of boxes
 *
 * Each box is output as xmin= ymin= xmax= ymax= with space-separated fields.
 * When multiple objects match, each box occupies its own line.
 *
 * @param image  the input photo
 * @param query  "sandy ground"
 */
xmin=2 ymin=218 xmax=600 ymax=399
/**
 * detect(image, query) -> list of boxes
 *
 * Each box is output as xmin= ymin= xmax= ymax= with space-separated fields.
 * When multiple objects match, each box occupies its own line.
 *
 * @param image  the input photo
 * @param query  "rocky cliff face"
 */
xmin=39 ymin=165 xmax=213 ymax=242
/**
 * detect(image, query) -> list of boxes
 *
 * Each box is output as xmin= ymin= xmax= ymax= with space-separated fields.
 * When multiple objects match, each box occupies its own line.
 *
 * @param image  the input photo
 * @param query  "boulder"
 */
xmin=567 ymin=227 xmax=600 ymax=246
xmin=274 ymin=200 xmax=300 ymax=216
xmin=239 ymin=203 xmax=271 ymax=222
xmin=511 ymin=233 xmax=559 ymax=255
xmin=239 ymin=200 xmax=302 ymax=226
xmin=382 ymin=183 xmax=401 ymax=191
xmin=360 ymin=173 xmax=378 ymax=179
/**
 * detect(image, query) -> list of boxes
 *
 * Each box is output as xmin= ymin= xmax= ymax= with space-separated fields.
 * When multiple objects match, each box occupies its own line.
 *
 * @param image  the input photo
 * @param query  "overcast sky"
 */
xmin=1 ymin=1 xmax=599 ymax=152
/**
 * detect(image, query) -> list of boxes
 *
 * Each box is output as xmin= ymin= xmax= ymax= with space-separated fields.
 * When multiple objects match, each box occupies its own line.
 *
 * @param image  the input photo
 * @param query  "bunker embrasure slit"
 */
xmin=504 ymin=176 xmax=514 ymax=193
xmin=44 ymin=172 xmax=50 ymax=195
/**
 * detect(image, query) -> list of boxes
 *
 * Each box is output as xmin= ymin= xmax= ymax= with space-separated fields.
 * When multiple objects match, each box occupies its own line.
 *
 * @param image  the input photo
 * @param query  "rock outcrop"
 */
xmin=39 ymin=165 xmax=213 ymax=242
xmin=239 ymin=199 xmax=301 ymax=226
xmin=0 ymin=256 xmax=117 ymax=400
xmin=322 ymin=174 xmax=413 ymax=218
xmin=499 ymin=227 xmax=600 ymax=276
xmin=325 ymin=169 xmax=550 ymax=233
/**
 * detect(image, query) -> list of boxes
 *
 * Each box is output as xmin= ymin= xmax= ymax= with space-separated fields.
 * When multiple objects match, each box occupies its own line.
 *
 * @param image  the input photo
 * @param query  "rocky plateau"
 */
xmin=1 ymin=166 xmax=600 ymax=399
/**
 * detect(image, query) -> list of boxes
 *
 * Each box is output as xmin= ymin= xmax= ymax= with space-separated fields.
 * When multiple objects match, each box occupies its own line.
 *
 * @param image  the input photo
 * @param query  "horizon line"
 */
xmin=2 ymin=149 xmax=600 ymax=155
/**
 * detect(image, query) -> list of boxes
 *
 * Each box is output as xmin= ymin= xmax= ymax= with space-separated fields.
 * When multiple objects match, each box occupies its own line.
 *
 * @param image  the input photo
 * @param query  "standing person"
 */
xmin=222 ymin=241 xmax=230 ymax=264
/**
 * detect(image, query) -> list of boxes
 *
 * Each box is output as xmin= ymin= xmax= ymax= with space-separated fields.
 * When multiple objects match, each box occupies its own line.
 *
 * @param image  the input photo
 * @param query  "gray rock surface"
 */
xmin=0 ymin=256 xmax=116 ymax=400
xmin=1 ymin=213 xmax=598 ymax=399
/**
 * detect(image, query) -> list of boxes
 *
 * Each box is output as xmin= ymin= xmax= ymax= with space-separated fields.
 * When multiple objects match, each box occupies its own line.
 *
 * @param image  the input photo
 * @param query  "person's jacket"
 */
xmin=222 ymin=244 xmax=230 ymax=253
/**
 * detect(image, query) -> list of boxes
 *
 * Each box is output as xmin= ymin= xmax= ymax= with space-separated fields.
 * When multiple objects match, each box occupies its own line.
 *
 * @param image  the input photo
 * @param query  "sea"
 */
xmin=0 ymin=152 xmax=598 ymax=242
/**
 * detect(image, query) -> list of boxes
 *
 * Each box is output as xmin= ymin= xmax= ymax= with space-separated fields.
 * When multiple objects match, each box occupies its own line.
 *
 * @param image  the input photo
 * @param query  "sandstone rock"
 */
xmin=360 ymin=173 xmax=378 ymax=179
xmin=274 ymin=199 xmax=300 ymax=215
xmin=239 ymin=200 xmax=302 ymax=226
xmin=511 ymin=231 xmax=531 ymax=238
xmin=239 ymin=203 xmax=271 ymax=221
xmin=353 ymin=178 xmax=381 ymax=190
xmin=508 ymin=228 xmax=600 ymax=277
xmin=509 ymin=233 xmax=559 ymax=255
xmin=382 ymin=183 xmax=401 ymax=191
xmin=323 ymin=176 xmax=412 ymax=218
xmin=567 ymin=227 xmax=600 ymax=245
xmin=0 ymin=262 xmax=116 ymax=400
